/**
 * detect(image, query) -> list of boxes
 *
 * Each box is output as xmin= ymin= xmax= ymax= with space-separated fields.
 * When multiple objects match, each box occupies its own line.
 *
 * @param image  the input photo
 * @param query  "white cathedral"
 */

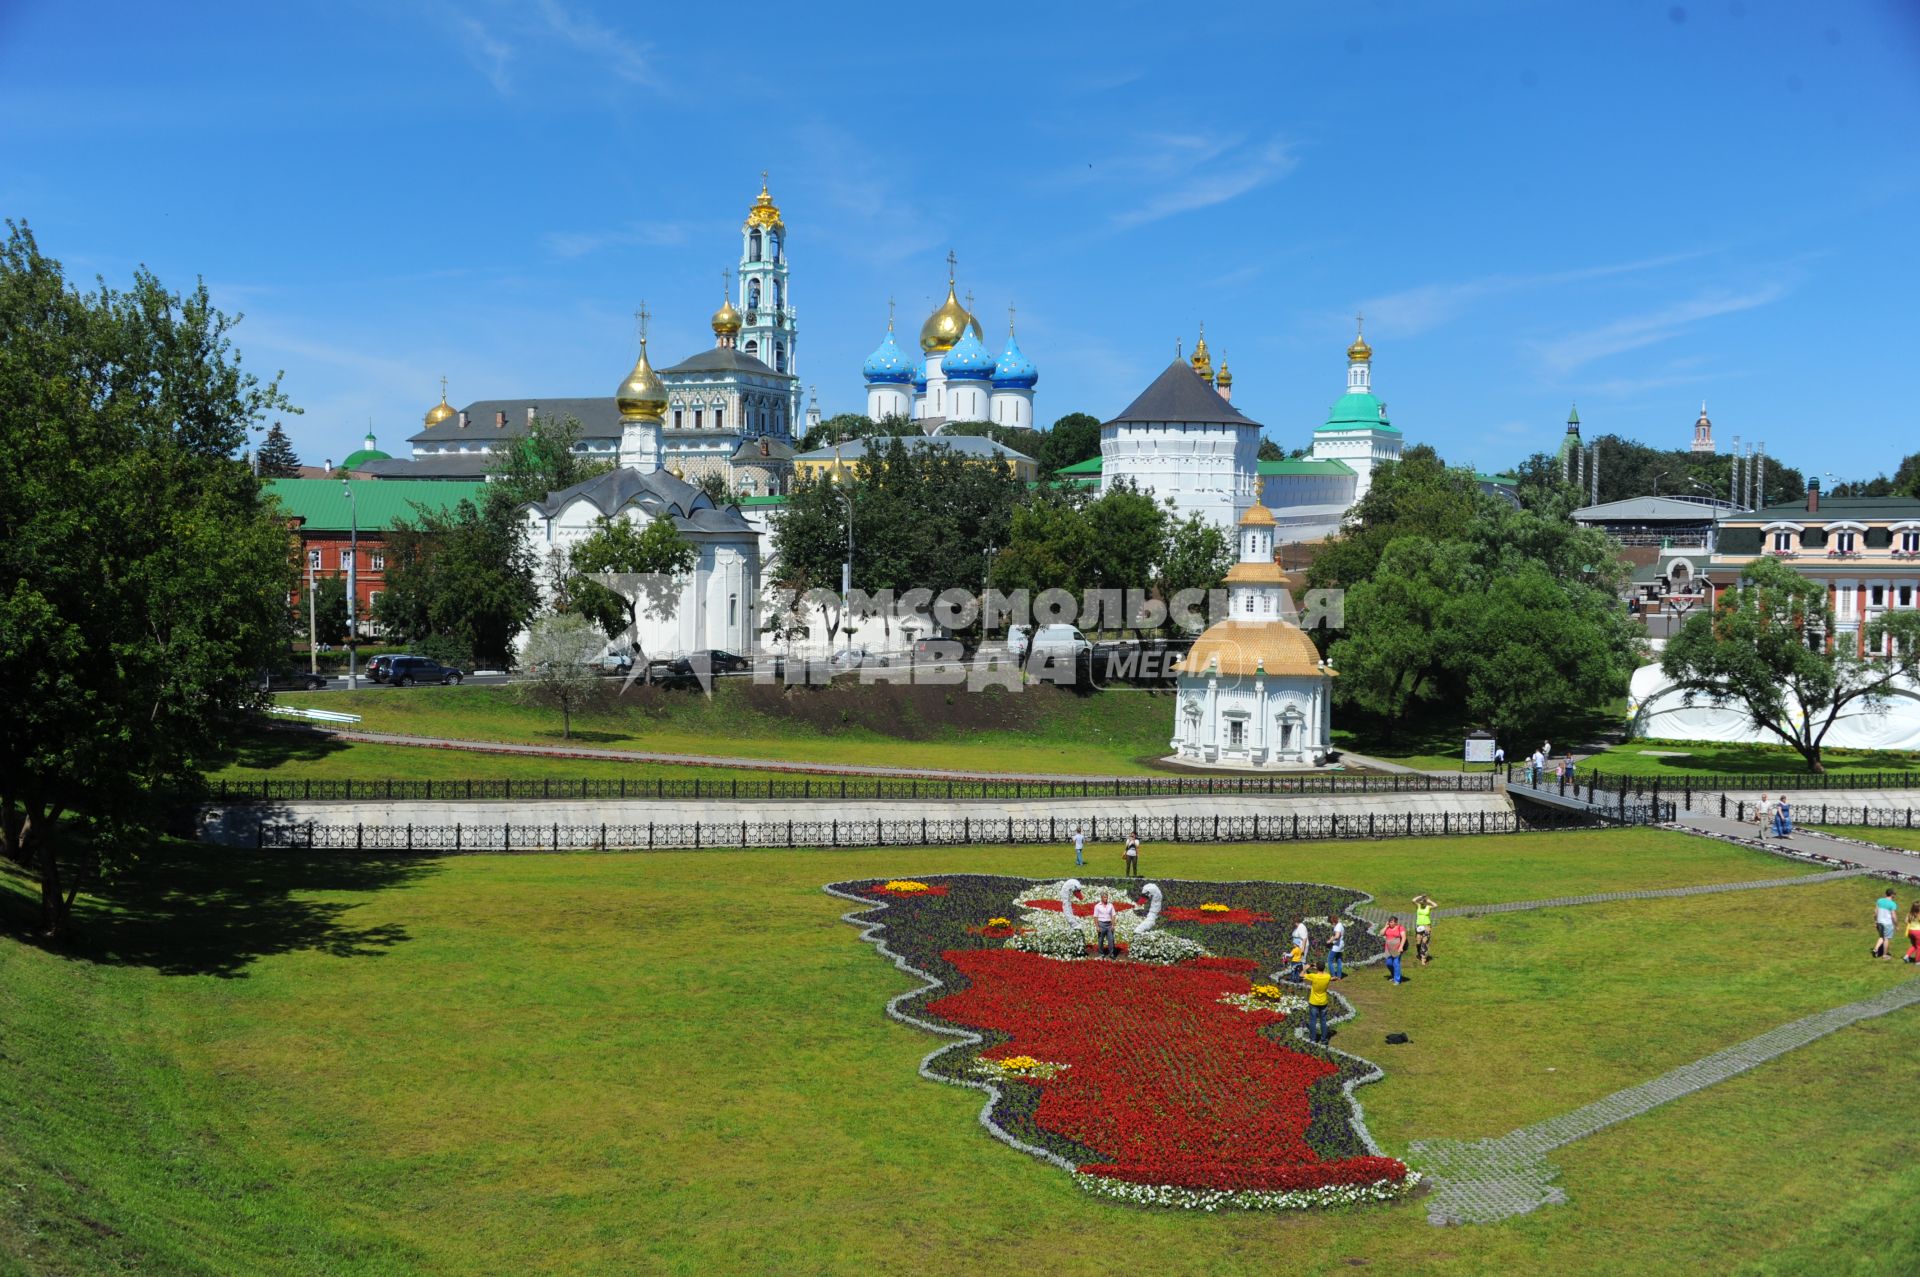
xmin=862 ymin=258 xmax=1039 ymax=431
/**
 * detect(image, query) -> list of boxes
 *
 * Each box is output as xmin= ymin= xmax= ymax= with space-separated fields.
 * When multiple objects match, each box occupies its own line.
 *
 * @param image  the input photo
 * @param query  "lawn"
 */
xmin=1812 ymin=825 xmax=1920 ymax=855
xmin=7 ymin=828 xmax=1915 ymax=1275
xmin=1580 ymin=738 xmax=1920 ymax=779
xmin=271 ymin=681 xmax=1180 ymax=775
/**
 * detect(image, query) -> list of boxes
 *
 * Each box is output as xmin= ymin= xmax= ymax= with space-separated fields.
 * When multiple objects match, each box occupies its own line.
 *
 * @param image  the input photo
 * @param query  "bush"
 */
xmin=415 ymin=634 xmax=475 ymax=669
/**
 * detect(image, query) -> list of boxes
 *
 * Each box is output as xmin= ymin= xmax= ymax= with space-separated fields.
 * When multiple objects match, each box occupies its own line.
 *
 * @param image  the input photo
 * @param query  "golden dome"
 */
xmin=423 ymin=376 xmax=456 ymax=427
xmin=1217 ymin=360 xmax=1233 ymax=388
xmin=919 ymin=281 xmax=982 ymax=354
xmin=1238 ymin=502 xmax=1275 ymax=526
xmin=1174 ymin=619 xmax=1329 ymax=679
xmin=745 ymin=174 xmax=783 ymax=230
xmin=1347 ymin=316 xmax=1372 ymax=364
xmin=712 ymin=297 xmax=742 ymax=336
xmin=1225 ymin=560 xmax=1289 ymax=585
xmin=615 ymin=339 xmax=668 ymax=421
xmin=1189 ymin=324 xmax=1213 ymax=380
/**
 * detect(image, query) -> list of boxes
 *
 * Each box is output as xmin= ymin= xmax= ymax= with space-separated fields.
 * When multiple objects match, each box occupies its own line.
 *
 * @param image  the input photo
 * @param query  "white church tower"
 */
xmin=1309 ymin=318 xmax=1402 ymax=502
xmin=736 ymin=173 xmax=800 ymax=427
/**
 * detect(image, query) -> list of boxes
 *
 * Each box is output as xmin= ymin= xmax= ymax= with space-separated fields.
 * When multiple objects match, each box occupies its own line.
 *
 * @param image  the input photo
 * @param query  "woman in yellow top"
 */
xmin=1413 ymin=894 xmax=1438 ymax=966
xmin=1301 ymin=961 xmax=1334 ymax=1044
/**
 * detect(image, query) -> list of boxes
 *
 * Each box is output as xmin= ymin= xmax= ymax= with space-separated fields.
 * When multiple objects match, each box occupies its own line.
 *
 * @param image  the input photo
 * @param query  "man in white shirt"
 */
xmin=1327 ymin=914 xmax=1346 ymax=979
xmin=1092 ymin=894 xmax=1118 ymax=957
xmin=1291 ymin=917 xmax=1311 ymax=962
xmin=1072 ymin=826 xmax=1085 ymax=867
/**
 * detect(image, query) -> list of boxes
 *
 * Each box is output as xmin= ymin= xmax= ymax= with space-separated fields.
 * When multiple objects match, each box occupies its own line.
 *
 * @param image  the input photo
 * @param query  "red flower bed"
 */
xmin=866 ymin=883 xmax=952 ymax=898
xmin=1159 ymin=904 xmax=1274 ymax=925
xmin=928 ymin=948 xmax=1406 ymax=1192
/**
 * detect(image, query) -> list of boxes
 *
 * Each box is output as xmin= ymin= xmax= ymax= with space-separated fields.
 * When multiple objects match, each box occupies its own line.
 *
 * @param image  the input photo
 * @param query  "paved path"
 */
xmin=1669 ymin=810 xmax=1920 ymax=880
xmin=1351 ymin=866 xmax=1870 ymax=928
xmin=1412 ymin=976 xmax=1920 ymax=1225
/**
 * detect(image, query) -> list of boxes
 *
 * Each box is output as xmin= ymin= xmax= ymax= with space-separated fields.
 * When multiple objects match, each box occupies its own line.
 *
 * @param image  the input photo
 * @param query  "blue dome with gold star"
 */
xmin=940 ymin=326 xmax=996 ymax=381
xmin=992 ymin=331 xmax=1038 ymax=390
xmin=862 ymin=326 xmax=914 ymax=385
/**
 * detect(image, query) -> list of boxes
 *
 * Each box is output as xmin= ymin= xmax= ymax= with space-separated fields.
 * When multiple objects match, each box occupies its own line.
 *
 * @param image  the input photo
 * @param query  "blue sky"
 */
xmin=4 ymin=1 xmax=1917 ymax=480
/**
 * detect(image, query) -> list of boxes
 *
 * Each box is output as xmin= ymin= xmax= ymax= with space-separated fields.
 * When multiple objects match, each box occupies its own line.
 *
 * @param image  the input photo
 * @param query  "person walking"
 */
xmin=1123 ymin=832 xmax=1139 ymax=878
xmin=1413 ymin=894 xmax=1436 ymax=965
xmin=1874 ymin=889 xmax=1900 ymax=959
xmin=1754 ymin=791 xmax=1770 ymax=830
xmin=1072 ymin=825 xmax=1086 ymax=867
xmin=1494 ymin=745 xmax=1506 ymax=772
xmin=1777 ymin=796 xmax=1794 ymax=838
xmin=1906 ymin=901 xmax=1920 ymax=964
xmin=1092 ymin=893 xmax=1118 ymax=958
xmin=1302 ymin=961 xmax=1333 ymax=1045
xmin=1382 ymin=916 xmax=1407 ymax=984
xmin=1327 ymin=913 xmax=1347 ymax=979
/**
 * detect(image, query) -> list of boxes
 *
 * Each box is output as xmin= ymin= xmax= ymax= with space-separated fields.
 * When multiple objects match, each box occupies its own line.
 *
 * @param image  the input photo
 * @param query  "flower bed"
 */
xmin=866 ymin=880 xmax=951 ymax=898
xmin=826 ymin=873 xmax=1405 ymax=1211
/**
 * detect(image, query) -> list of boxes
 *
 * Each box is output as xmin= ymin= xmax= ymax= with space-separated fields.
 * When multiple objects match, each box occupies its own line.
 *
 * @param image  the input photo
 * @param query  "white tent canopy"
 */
xmin=1628 ymin=664 xmax=1920 ymax=752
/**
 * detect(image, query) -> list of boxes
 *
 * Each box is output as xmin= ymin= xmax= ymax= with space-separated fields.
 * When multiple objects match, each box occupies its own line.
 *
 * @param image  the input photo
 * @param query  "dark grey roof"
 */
xmin=411 ymin=398 xmax=623 ymax=445
xmin=360 ymin=454 xmax=500 ymax=479
xmin=530 ymin=466 xmax=755 ymax=538
xmin=731 ymin=436 xmax=795 ymax=463
xmin=660 ymin=347 xmax=788 ymax=378
xmin=1105 ymin=360 xmax=1260 ymax=428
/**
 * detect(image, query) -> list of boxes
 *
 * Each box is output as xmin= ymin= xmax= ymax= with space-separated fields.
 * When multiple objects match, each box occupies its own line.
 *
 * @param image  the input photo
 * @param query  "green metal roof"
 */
xmin=1052 ymin=455 xmax=1105 ymax=475
xmin=1257 ymin=457 xmax=1354 ymax=476
xmin=735 ymin=494 xmax=789 ymax=507
xmin=265 ymin=478 xmax=488 ymax=532
xmin=340 ymin=447 xmax=392 ymax=469
xmin=1318 ymin=390 xmax=1397 ymax=433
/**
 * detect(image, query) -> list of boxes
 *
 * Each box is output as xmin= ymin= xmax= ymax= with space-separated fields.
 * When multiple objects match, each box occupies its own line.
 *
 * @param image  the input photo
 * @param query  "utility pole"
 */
xmin=308 ymin=557 xmax=319 ymax=676
xmin=343 ymin=475 xmax=358 ymax=690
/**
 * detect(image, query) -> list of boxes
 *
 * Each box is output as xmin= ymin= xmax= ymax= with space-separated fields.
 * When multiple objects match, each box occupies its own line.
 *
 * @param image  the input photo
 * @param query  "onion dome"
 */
xmin=1217 ymin=359 xmax=1233 ymax=389
xmin=341 ymin=429 xmax=390 ymax=470
xmin=615 ymin=339 xmax=668 ymax=421
xmin=940 ymin=325 xmax=996 ymax=381
xmin=712 ymin=296 xmax=742 ymax=337
xmin=863 ymin=323 xmax=914 ymax=385
xmin=1238 ymin=502 xmax=1275 ymax=526
xmin=1189 ymin=325 xmax=1213 ymax=381
xmin=423 ymin=383 xmax=456 ymax=428
xmin=1347 ymin=333 xmax=1372 ymax=364
xmin=745 ymin=175 xmax=783 ymax=230
xmin=920 ymin=280 xmax=983 ymax=354
xmin=912 ymin=364 xmax=929 ymax=392
xmin=992 ymin=330 xmax=1038 ymax=389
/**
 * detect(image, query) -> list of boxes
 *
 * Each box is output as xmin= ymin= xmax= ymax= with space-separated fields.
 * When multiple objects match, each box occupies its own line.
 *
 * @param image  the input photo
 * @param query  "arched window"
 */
xmin=744 ymin=339 xmax=758 ymax=358
xmin=748 ymin=279 xmax=761 ymax=311
xmin=775 ymin=344 xmax=786 ymax=373
xmin=773 ymin=280 xmax=784 ymax=310
xmin=768 ymin=230 xmax=780 ymax=261
xmin=749 ymin=229 xmax=762 ymax=262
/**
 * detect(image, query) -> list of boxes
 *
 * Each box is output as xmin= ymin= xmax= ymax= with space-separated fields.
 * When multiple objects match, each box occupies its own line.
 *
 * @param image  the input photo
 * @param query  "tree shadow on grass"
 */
xmin=0 ymin=841 xmax=436 ymax=979
xmin=208 ymin=725 xmax=358 ymax=771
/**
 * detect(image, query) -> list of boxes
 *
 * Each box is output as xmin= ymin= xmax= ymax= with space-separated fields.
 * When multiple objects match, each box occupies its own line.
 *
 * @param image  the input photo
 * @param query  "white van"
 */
xmin=1028 ymin=624 xmax=1091 ymax=662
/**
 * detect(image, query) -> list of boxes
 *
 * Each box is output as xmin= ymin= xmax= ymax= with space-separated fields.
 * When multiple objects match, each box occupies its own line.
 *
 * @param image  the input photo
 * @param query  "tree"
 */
xmin=0 ymin=221 xmax=296 ymax=939
xmin=256 ymin=420 xmax=302 ymax=477
xmin=516 ymin=613 xmax=615 ymax=740
xmin=1513 ymin=433 xmax=1805 ymax=508
xmin=693 ymin=470 xmax=731 ymax=504
xmin=1661 ymin=556 xmax=1920 ymax=771
xmin=1154 ymin=512 xmax=1233 ymax=621
xmin=1327 ymin=536 xmax=1469 ymax=731
xmin=377 ymin=496 xmax=540 ymax=669
xmin=1257 ymin=436 xmax=1285 ymax=462
xmin=1034 ymin=411 xmax=1102 ymax=474
xmin=562 ymin=514 xmax=697 ymax=650
xmin=299 ymin=573 xmax=349 ymax=647
xmin=1306 ymin=445 xmax=1482 ymax=591
xmin=486 ymin=413 xmax=613 ymax=510
xmin=938 ymin=420 xmax=1039 ymax=457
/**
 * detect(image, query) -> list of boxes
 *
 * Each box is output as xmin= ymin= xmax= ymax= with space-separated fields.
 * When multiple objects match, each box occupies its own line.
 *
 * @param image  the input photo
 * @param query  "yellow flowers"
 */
xmin=882 ymin=880 xmax=931 ymax=893
xmin=1249 ymin=984 xmax=1283 ymax=1000
xmin=1001 ymin=1055 xmax=1041 ymax=1071
xmin=1199 ymin=902 xmax=1231 ymax=913
xmin=975 ymin=1054 xmax=1070 ymax=1081
xmin=987 ymin=917 xmax=1012 ymax=928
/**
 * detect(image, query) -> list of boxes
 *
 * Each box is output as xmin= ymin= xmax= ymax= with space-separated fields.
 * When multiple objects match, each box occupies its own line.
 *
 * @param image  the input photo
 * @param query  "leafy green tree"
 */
xmin=1661 ymin=556 xmax=1920 ymax=771
xmin=1257 ymin=436 xmax=1285 ymax=462
xmin=377 ymin=497 xmax=539 ymax=669
xmin=939 ymin=420 xmax=1039 ymax=457
xmin=1512 ymin=433 xmax=1805 ymax=508
xmin=1035 ymin=411 xmax=1102 ymax=473
xmin=1085 ymin=485 xmax=1167 ymax=594
xmin=563 ymin=514 xmax=697 ymax=649
xmin=798 ymin=411 xmax=921 ymax=453
xmin=517 ymin=612 xmax=615 ymax=740
xmin=692 ymin=470 xmax=730 ymax=504
xmin=487 ymin=413 xmax=612 ymax=510
xmin=0 ymin=221 xmax=296 ymax=939
xmin=991 ymin=488 xmax=1097 ymax=598
xmin=1327 ymin=536 xmax=1470 ymax=731
xmin=1306 ymin=445 xmax=1482 ymax=591
xmin=299 ymin=573 xmax=349 ymax=647
xmin=1453 ymin=562 xmax=1637 ymax=745
xmin=1154 ymin=512 xmax=1233 ymax=618
xmin=256 ymin=420 xmax=302 ymax=477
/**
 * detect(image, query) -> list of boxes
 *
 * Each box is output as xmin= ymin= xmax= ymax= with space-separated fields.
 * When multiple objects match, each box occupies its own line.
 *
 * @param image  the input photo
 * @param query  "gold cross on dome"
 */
xmin=946 ymin=249 xmax=957 ymax=281
xmin=635 ymin=303 xmax=650 ymax=344
xmin=1355 ymin=311 xmax=1365 ymax=336
xmin=439 ymin=374 xmax=447 ymax=399
xmin=965 ymin=290 xmax=975 ymax=312
xmin=722 ymin=268 xmax=731 ymax=298
xmin=760 ymin=169 xmax=769 ymax=191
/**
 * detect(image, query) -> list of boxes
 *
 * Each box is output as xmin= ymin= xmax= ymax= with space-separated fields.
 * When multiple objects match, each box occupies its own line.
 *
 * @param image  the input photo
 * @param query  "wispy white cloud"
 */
xmin=542 ymin=221 xmax=694 ymax=259
xmin=456 ymin=16 xmax=514 ymax=93
xmin=1104 ymin=134 xmax=1297 ymax=230
xmin=533 ymin=0 xmax=653 ymax=87
xmin=447 ymin=2 xmax=653 ymax=95
xmin=1355 ymin=250 xmax=1717 ymax=337
xmin=1530 ymin=284 xmax=1787 ymax=374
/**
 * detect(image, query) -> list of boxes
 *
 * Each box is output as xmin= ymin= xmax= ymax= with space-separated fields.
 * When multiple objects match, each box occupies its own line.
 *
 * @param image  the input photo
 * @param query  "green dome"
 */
xmin=340 ymin=447 xmax=391 ymax=469
xmin=1320 ymin=390 xmax=1396 ymax=433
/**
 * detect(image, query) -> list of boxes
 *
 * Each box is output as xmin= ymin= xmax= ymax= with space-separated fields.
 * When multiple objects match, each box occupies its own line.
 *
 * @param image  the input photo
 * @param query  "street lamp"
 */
xmin=342 ymin=474 xmax=358 ymax=690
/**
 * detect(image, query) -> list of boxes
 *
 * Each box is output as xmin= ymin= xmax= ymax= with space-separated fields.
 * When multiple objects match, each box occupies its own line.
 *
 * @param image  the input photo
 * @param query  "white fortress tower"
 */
xmin=1308 ymin=319 xmax=1401 ymax=502
xmin=1100 ymin=356 xmax=1262 ymax=531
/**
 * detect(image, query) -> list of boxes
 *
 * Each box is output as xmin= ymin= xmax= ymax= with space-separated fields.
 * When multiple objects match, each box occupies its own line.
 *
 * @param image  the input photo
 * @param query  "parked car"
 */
xmin=384 ymin=656 xmax=465 ymax=686
xmin=262 ymin=669 xmax=329 ymax=692
xmin=669 ymin=649 xmax=754 ymax=676
xmin=593 ymin=649 xmax=637 ymax=676
xmin=828 ymin=645 xmax=873 ymax=671
xmin=365 ymin=654 xmax=409 ymax=683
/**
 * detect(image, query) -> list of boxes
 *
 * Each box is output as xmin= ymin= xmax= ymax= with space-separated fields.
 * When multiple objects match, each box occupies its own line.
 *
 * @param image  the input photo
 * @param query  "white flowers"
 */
xmin=1123 ymin=929 xmax=1210 ymax=965
xmin=1072 ymin=1170 xmax=1422 ymax=1212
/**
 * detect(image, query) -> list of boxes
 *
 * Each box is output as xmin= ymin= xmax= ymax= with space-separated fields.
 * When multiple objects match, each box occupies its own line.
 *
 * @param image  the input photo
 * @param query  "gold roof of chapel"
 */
xmin=1174 ymin=619 xmax=1330 ymax=679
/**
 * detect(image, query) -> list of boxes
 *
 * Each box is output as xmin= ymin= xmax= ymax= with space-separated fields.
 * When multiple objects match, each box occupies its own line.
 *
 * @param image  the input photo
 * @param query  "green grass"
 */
xmin=9 ymin=828 xmax=1916 ymax=1275
xmin=271 ymin=681 xmax=1181 ymax=775
xmin=1581 ymin=738 xmax=1920 ymax=779
xmin=1812 ymin=825 xmax=1920 ymax=855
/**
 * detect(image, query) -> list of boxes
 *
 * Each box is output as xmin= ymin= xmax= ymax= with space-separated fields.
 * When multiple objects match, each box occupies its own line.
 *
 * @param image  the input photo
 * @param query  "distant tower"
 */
xmin=737 ymin=173 xmax=799 ymax=424
xmin=1691 ymin=402 xmax=1715 ymax=454
xmin=1308 ymin=317 xmax=1402 ymax=502
xmin=804 ymin=385 xmax=821 ymax=435
xmin=1560 ymin=404 xmax=1582 ymax=484
xmin=1189 ymin=322 xmax=1215 ymax=386
xmin=615 ymin=306 xmax=665 ymax=473
xmin=1216 ymin=352 xmax=1233 ymax=402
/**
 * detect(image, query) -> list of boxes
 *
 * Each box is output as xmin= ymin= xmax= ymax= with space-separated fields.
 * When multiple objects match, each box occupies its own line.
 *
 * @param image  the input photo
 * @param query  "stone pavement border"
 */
xmin=1411 ymin=977 xmax=1920 ymax=1225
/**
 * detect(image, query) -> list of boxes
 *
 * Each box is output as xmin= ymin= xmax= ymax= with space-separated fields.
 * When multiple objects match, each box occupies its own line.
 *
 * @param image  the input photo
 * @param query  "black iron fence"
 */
xmin=1734 ymin=803 xmax=1920 ymax=830
xmin=1509 ymin=764 xmax=1920 ymax=815
xmin=251 ymin=804 xmax=1660 ymax=854
xmin=211 ymin=770 xmax=1496 ymax=805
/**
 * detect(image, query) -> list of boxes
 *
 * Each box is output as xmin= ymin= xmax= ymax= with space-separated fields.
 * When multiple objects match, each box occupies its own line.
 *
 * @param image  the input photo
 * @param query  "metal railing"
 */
xmin=210 ymin=770 xmax=1498 ymax=805
xmin=251 ymin=805 xmax=1638 ymax=854
xmin=1523 ymin=766 xmax=1920 ymax=813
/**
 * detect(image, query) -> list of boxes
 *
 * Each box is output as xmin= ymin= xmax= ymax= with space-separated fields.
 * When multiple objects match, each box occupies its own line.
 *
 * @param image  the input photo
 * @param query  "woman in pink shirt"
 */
xmin=1092 ymin=895 xmax=1118 ymax=958
xmin=1381 ymin=916 xmax=1406 ymax=984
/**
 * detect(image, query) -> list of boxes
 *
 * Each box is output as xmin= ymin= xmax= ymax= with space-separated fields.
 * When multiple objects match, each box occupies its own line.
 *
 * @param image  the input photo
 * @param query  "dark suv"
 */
xmin=366 ymin=654 xmax=406 ymax=683
xmin=384 ymin=656 xmax=464 ymax=686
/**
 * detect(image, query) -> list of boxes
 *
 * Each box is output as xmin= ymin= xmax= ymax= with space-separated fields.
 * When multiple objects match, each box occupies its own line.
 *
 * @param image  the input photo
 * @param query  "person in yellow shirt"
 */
xmin=1301 ymin=961 xmax=1334 ymax=1044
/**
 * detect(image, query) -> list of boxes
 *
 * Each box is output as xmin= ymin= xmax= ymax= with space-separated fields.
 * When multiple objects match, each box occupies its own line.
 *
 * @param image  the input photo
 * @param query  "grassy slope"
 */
xmin=1581 ymin=738 xmax=1920 ymax=779
xmin=271 ymin=682 xmax=1177 ymax=775
xmin=1812 ymin=825 xmax=1920 ymax=855
xmin=4 ymin=831 xmax=1916 ymax=1276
